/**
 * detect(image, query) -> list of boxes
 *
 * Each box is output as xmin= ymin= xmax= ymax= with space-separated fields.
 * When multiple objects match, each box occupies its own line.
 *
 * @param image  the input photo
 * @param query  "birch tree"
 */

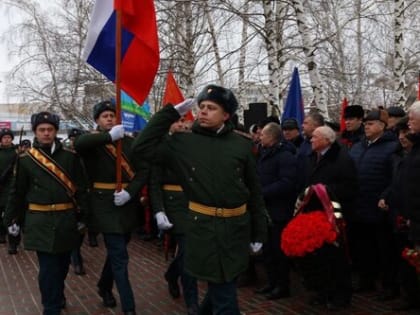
xmin=393 ymin=0 xmax=407 ymax=106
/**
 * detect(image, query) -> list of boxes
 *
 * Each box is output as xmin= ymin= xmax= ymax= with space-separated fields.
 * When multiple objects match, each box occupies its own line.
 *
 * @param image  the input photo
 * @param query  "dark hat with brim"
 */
xmin=0 ymin=128 xmax=14 ymax=141
xmin=344 ymin=105 xmax=364 ymax=119
xmin=364 ymin=109 xmax=389 ymax=125
xmin=93 ymin=100 xmax=116 ymax=120
xmin=282 ymin=118 xmax=299 ymax=130
xmin=31 ymin=112 xmax=60 ymax=131
xmin=197 ymin=85 xmax=238 ymax=115
xmin=386 ymin=106 xmax=406 ymax=118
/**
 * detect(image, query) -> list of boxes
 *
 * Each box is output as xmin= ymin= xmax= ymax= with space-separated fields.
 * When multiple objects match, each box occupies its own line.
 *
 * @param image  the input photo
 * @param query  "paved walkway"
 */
xmin=0 ymin=235 xmax=418 ymax=315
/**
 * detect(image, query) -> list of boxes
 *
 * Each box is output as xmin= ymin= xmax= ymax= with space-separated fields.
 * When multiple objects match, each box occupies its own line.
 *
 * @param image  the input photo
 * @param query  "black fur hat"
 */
xmin=197 ymin=85 xmax=238 ymax=115
xmin=31 ymin=112 xmax=60 ymax=131
xmin=93 ymin=100 xmax=116 ymax=120
xmin=344 ymin=105 xmax=364 ymax=119
xmin=0 ymin=128 xmax=14 ymax=141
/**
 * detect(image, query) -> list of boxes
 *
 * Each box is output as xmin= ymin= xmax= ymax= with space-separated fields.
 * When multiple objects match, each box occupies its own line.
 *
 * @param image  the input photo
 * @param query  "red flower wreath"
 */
xmin=281 ymin=210 xmax=338 ymax=257
xmin=402 ymin=247 xmax=420 ymax=274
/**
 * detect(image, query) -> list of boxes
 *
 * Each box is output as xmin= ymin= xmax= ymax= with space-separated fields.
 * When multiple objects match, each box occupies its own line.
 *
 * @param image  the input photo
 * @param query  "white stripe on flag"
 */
xmin=82 ymin=0 xmax=114 ymax=61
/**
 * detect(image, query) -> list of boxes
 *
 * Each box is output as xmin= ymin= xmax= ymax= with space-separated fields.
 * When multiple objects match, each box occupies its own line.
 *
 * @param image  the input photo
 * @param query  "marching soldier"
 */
xmin=0 ymin=128 xmax=17 ymax=250
xmin=74 ymin=100 xmax=147 ymax=315
xmin=133 ymin=85 xmax=268 ymax=315
xmin=4 ymin=112 xmax=89 ymax=315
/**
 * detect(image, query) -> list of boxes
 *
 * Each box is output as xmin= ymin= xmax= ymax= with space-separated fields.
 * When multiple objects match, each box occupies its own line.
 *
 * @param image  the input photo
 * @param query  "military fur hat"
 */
xmin=386 ymin=106 xmax=406 ymax=118
xmin=344 ymin=105 xmax=364 ymax=119
xmin=364 ymin=109 xmax=389 ymax=125
xmin=31 ymin=112 xmax=60 ymax=131
xmin=197 ymin=85 xmax=238 ymax=115
xmin=93 ymin=100 xmax=116 ymax=120
xmin=0 ymin=128 xmax=14 ymax=141
xmin=67 ymin=128 xmax=86 ymax=138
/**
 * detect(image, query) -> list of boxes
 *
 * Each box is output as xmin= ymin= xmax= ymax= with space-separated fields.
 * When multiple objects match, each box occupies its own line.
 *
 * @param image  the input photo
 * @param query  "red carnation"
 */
xmin=281 ymin=211 xmax=338 ymax=257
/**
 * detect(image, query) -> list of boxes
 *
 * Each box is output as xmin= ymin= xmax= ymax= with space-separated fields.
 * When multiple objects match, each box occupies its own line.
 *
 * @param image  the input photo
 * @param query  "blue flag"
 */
xmin=282 ymin=67 xmax=304 ymax=126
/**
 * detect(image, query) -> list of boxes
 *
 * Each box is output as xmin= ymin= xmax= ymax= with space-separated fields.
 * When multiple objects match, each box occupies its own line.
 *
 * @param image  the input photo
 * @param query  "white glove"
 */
xmin=250 ymin=242 xmax=263 ymax=254
xmin=114 ymin=189 xmax=131 ymax=206
xmin=174 ymin=98 xmax=196 ymax=116
xmin=155 ymin=211 xmax=173 ymax=230
xmin=8 ymin=223 xmax=20 ymax=237
xmin=109 ymin=124 xmax=125 ymax=141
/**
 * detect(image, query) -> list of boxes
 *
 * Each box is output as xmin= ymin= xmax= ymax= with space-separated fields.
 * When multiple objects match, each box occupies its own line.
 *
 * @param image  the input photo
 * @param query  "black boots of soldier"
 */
xmin=7 ymin=234 xmax=20 ymax=255
xmin=98 ymin=288 xmax=117 ymax=308
xmin=164 ymin=271 xmax=180 ymax=298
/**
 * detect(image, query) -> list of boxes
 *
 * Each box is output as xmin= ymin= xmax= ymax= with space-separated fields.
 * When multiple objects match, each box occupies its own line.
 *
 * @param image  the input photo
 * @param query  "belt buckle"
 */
xmin=215 ymin=207 xmax=224 ymax=217
xmin=50 ymin=204 xmax=56 ymax=210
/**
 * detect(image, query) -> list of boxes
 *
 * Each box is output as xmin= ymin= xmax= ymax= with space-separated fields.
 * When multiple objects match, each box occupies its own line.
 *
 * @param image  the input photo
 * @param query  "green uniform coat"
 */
xmin=74 ymin=131 xmax=147 ymax=234
xmin=132 ymin=106 xmax=268 ymax=283
xmin=4 ymin=140 xmax=89 ymax=253
xmin=149 ymin=160 xmax=189 ymax=235
xmin=0 ymin=145 xmax=17 ymax=208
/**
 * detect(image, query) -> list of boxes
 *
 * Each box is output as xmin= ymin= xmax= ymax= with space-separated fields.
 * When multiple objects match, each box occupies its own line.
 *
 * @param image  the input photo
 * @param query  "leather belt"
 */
xmin=28 ymin=202 xmax=74 ymax=212
xmin=93 ymin=182 xmax=129 ymax=190
xmin=162 ymin=184 xmax=183 ymax=192
xmin=189 ymin=201 xmax=246 ymax=218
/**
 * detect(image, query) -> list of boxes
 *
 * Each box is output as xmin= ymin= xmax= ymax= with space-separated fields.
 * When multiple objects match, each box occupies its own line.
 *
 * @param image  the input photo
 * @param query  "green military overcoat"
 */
xmin=0 ymin=145 xmax=17 ymax=208
xmin=4 ymin=139 xmax=88 ymax=253
xmin=74 ymin=131 xmax=147 ymax=234
xmin=132 ymin=106 xmax=268 ymax=283
xmin=149 ymin=160 xmax=189 ymax=235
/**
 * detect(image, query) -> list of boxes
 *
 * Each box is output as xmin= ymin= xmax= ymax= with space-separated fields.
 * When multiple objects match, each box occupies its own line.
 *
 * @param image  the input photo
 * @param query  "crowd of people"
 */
xmin=0 ymin=85 xmax=419 ymax=315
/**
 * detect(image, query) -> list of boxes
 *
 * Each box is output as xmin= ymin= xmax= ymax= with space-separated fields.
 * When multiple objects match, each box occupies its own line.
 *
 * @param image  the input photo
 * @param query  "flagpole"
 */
xmin=115 ymin=2 xmax=122 ymax=191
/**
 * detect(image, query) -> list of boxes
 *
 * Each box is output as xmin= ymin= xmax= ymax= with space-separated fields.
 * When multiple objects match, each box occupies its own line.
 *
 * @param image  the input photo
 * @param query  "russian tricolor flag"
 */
xmin=83 ymin=0 xmax=159 ymax=105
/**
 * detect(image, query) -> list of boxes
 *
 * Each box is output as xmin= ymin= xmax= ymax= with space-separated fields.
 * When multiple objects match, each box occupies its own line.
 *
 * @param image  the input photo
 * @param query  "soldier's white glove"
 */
xmin=174 ymin=98 xmax=196 ymax=116
xmin=250 ymin=242 xmax=263 ymax=254
xmin=109 ymin=124 xmax=125 ymax=141
xmin=155 ymin=211 xmax=173 ymax=230
xmin=8 ymin=223 xmax=20 ymax=237
xmin=114 ymin=189 xmax=131 ymax=206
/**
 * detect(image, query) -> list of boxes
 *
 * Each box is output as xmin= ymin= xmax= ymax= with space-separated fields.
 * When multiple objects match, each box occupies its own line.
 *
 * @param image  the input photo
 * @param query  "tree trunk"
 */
xmin=393 ymin=0 xmax=407 ymax=107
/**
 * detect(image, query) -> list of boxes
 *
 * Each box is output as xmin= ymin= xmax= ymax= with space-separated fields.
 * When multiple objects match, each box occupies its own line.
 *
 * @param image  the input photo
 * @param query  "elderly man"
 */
xmin=302 ymin=126 xmax=358 ymax=310
xmin=349 ymin=109 xmax=399 ymax=299
xmin=132 ymin=85 xmax=268 ymax=315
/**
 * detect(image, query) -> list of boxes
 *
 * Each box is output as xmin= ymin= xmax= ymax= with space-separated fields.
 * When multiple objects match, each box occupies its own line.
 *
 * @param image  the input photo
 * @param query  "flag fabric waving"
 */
xmin=282 ymin=67 xmax=304 ymax=127
xmin=121 ymin=91 xmax=151 ymax=132
xmin=83 ymin=0 xmax=159 ymax=105
xmin=340 ymin=97 xmax=348 ymax=132
xmin=162 ymin=71 xmax=194 ymax=121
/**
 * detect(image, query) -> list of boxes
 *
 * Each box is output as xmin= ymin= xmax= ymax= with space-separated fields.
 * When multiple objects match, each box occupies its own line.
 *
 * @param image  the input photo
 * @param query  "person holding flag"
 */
xmin=133 ymin=85 xmax=268 ymax=315
xmin=74 ymin=101 xmax=148 ymax=315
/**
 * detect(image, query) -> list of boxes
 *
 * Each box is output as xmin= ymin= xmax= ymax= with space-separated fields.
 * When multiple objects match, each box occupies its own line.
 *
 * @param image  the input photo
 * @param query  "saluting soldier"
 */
xmin=133 ymin=85 xmax=269 ymax=315
xmin=0 ymin=128 xmax=17 ymax=249
xmin=74 ymin=100 xmax=147 ymax=315
xmin=4 ymin=112 xmax=89 ymax=315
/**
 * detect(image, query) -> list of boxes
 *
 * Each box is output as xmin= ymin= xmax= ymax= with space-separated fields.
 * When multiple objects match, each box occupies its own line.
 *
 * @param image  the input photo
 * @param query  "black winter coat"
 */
xmin=305 ymin=141 xmax=358 ymax=218
xmin=403 ymin=133 xmax=420 ymax=241
xmin=349 ymin=133 xmax=398 ymax=223
xmin=256 ymin=143 xmax=297 ymax=222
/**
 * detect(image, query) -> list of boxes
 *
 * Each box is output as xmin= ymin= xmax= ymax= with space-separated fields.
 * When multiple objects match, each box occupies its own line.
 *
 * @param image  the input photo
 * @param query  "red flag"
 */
xmin=162 ymin=71 xmax=194 ymax=121
xmin=340 ymin=97 xmax=348 ymax=132
xmin=418 ymin=71 xmax=420 ymax=100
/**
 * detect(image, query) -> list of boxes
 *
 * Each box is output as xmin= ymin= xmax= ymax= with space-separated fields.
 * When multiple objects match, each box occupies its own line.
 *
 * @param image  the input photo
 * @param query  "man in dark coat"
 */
xmin=4 ymin=112 xmax=89 ymax=315
xmin=281 ymin=118 xmax=303 ymax=150
xmin=303 ymin=125 xmax=358 ymax=310
xmin=74 ymin=101 xmax=147 ymax=315
xmin=340 ymin=105 xmax=365 ymax=148
xmin=255 ymin=122 xmax=297 ymax=300
xmin=132 ymin=85 xmax=268 ymax=315
xmin=349 ymin=109 xmax=399 ymax=297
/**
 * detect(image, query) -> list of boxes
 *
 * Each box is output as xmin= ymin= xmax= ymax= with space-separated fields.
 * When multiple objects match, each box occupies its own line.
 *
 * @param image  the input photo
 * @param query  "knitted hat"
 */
xmin=31 ymin=112 xmax=60 ymax=131
xmin=197 ymin=85 xmax=238 ymax=115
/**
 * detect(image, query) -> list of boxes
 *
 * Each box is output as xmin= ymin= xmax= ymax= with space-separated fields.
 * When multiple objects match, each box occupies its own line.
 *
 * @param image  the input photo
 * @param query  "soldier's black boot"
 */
xmin=7 ymin=234 xmax=19 ymax=254
xmin=98 ymin=288 xmax=117 ymax=308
